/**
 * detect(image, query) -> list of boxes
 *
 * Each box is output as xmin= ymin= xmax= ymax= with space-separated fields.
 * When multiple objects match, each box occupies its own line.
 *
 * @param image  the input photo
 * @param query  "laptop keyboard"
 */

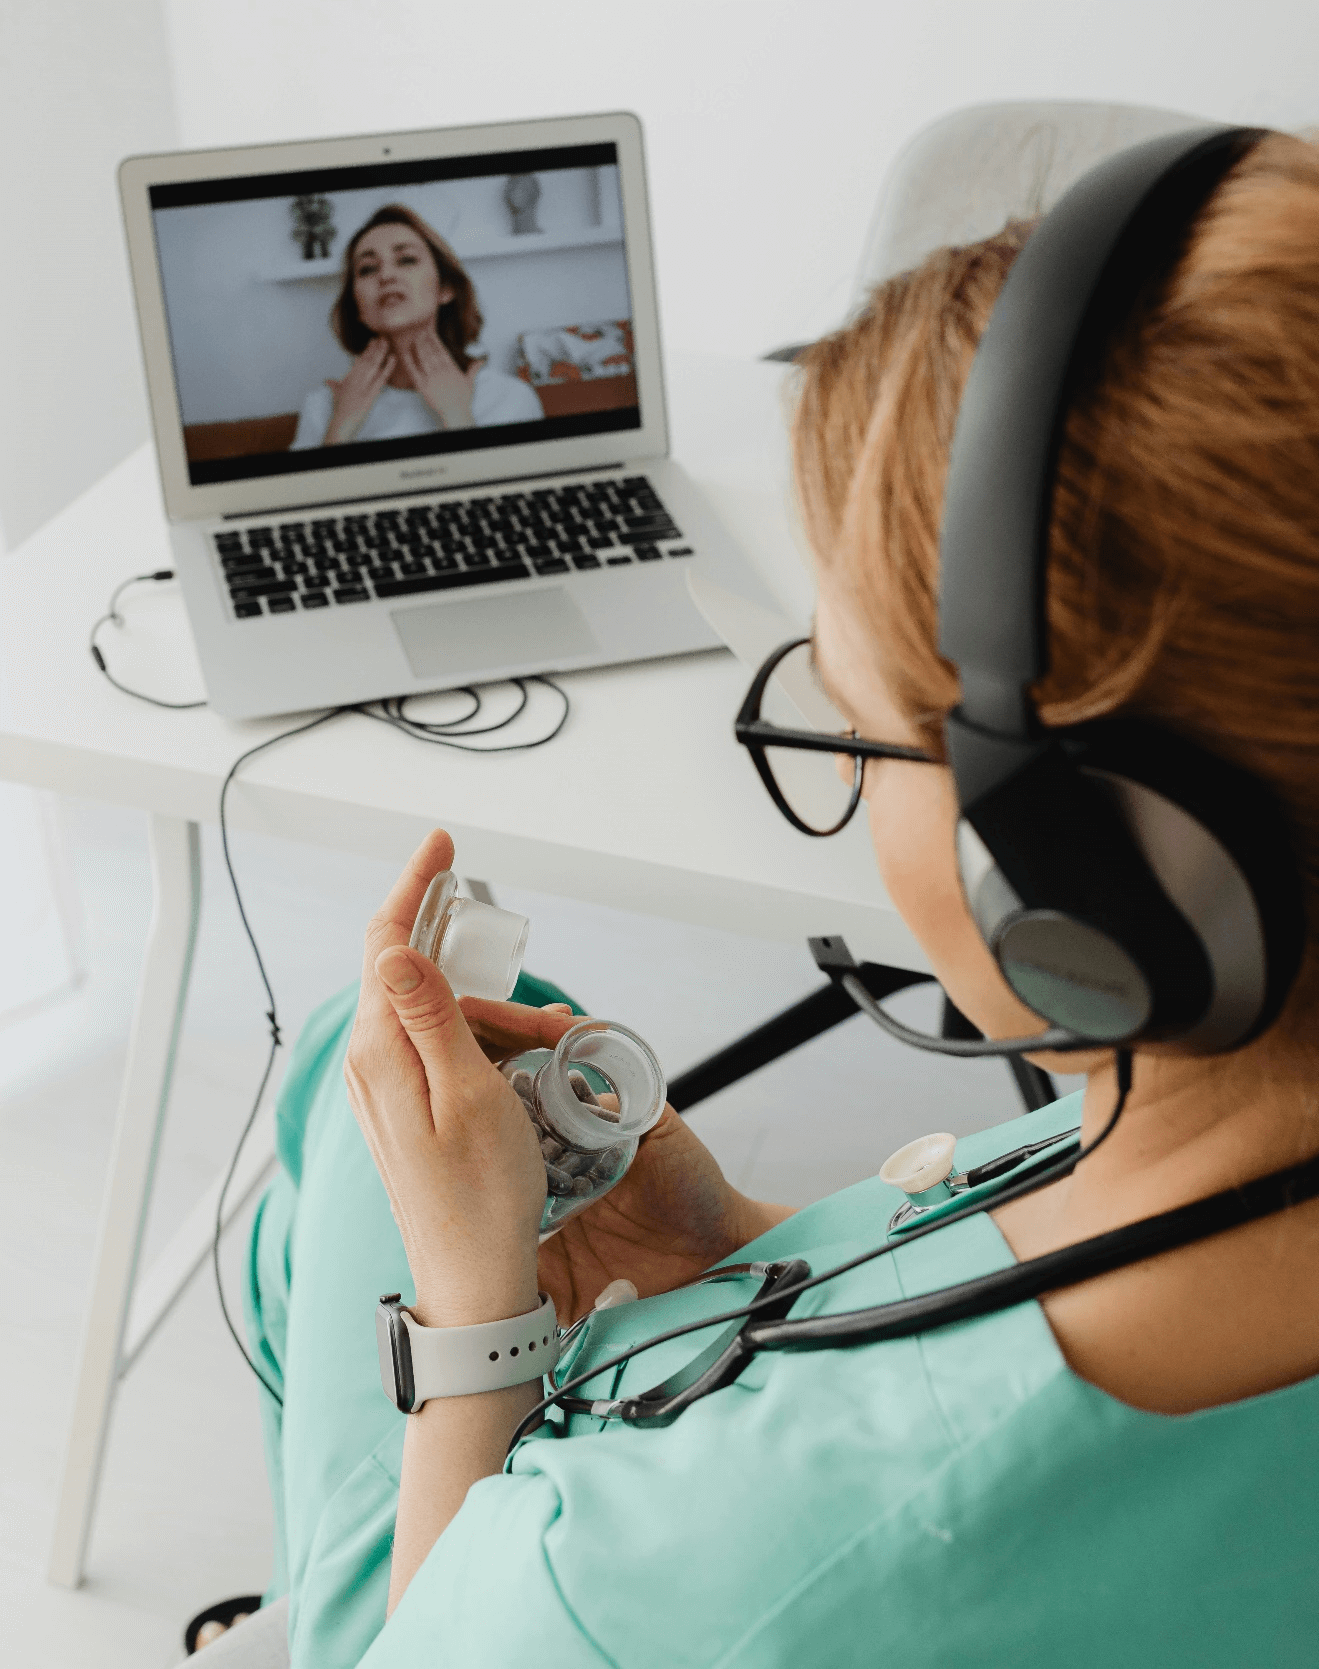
xmin=212 ymin=476 xmax=693 ymax=620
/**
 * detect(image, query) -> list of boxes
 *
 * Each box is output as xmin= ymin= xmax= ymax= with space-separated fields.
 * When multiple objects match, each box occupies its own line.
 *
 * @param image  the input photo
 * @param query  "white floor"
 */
xmin=0 ymin=796 xmax=1070 ymax=1666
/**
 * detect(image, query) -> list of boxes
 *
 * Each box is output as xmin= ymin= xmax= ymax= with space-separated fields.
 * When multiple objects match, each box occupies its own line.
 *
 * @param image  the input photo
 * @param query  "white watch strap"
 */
xmin=401 ymin=1294 xmax=560 ymax=1408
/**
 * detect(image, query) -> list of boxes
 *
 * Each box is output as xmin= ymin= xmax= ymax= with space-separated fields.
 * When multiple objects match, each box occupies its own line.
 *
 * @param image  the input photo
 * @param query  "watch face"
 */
xmin=376 ymin=1300 xmax=415 ymax=1413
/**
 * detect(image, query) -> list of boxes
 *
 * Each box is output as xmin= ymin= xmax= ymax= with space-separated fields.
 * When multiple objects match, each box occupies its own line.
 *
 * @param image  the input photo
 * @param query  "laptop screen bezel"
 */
xmin=119 ymin=111 xmax=667 ymax=523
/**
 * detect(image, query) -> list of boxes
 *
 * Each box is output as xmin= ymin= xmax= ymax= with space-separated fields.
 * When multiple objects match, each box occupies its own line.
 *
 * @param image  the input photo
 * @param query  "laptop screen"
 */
xmin=148 ymin=141 xmax=638 ymax=488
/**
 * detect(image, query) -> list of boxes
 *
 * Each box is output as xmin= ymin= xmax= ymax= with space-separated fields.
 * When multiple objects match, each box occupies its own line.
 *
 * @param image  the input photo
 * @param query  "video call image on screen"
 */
xmin=150 ymin=143 xmax=638 ymax=486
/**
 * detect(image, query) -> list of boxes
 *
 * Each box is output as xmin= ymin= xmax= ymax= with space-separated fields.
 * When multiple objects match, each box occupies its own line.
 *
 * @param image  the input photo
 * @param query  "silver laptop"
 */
xmin=119 ymin=112 xmax=769 ymax=720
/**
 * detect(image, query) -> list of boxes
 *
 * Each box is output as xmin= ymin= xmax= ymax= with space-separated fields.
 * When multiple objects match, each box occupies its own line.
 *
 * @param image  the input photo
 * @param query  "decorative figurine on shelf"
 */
xmin=290 ymin=193 xmax=336 ymax=261
xmin=503 ymin=173 xmax=542 ymax=235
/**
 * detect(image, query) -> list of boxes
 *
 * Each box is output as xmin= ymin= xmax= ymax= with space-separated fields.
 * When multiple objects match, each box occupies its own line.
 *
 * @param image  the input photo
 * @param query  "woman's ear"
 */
xmin=435 ymin=285 xmax=455 ymax=307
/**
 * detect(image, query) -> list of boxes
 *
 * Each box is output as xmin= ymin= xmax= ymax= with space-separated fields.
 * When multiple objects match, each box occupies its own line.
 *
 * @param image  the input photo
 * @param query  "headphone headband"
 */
xmin=938 ymin=124 xmax=1263 ymax=739
xmin=931 ymin=122 xmax=1302 ymax=1052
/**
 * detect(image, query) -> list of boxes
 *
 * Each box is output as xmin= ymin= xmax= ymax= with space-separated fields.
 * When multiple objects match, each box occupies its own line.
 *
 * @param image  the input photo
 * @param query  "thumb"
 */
xmin=374 ymin=945 xmax=485 ymax=1076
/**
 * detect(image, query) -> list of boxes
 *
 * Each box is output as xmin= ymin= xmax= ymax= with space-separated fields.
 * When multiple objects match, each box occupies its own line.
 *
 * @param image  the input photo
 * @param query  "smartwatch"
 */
xmin=376 ymin=1292 xmax=560 ymax=1413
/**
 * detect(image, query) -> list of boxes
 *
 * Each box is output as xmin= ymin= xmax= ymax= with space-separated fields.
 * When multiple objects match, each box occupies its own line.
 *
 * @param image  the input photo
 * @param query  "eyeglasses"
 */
xmin=735 ymin=637 xmax=940 ymax=836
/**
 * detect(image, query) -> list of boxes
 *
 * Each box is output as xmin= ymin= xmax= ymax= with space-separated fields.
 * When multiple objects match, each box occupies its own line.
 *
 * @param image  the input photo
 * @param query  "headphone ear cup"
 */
xmin=955 ymin=820 xmax=1156 ymax=1041
xmin=1068 ymin=723 xmax=1306 ymax=1053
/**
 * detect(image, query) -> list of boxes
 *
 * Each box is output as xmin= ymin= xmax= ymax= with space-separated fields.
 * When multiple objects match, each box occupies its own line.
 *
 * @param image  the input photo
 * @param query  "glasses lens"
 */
xmin=757 ymin=641 xmax=859 ymax=833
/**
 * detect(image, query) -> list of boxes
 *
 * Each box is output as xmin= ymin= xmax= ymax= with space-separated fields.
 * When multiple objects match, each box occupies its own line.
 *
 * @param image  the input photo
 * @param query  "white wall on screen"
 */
xmin=155 ymin=166 xmax=629 ymax=425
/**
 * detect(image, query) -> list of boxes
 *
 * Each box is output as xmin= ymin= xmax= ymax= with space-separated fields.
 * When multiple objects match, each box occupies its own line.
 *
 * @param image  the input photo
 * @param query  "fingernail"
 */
xmin=376 ymin=948 xmax=421 ymax=994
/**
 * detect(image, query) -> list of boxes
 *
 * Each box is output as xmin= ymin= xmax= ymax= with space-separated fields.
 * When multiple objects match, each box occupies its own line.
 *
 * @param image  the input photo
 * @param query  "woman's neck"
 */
xmin=382 ymin=323 xmax=430 ymax=389
xmin=1070 ymin=1041 xmax=1319 ymax=1230
xmin=995 ymin=1029 xmax=1319 ymax=1411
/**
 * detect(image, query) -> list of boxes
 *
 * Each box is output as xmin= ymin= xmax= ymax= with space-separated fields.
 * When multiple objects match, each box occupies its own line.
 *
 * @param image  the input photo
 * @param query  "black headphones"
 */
xmin=938 ymin=124 xmax=1305 ymax=1054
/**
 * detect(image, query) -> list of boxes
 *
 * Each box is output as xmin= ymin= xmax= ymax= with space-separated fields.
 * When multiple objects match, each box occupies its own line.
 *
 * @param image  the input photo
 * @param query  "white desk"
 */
xmin=0 ymin=352 xmax=926 ymax=1589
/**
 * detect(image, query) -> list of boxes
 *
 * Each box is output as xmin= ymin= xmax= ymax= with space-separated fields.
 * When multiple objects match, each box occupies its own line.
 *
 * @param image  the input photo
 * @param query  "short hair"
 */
xmin=332 ymin=204 xmax=483 ymax=371
xmin=792 ymin=131 xmax=1319 ymax=1023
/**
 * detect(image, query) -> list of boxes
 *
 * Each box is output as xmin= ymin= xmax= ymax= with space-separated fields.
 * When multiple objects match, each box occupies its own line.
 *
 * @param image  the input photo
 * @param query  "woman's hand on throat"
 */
xmin=398 ymin=326 xmax=479 ymax=430
xmin=324 ymin=335 xmax=394 ymax=445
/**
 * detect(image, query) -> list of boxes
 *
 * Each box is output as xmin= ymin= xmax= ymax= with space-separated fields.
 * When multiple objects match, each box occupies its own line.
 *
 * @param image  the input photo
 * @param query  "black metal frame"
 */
xmin=667 ymin=957 xmax=1056 ymax=1118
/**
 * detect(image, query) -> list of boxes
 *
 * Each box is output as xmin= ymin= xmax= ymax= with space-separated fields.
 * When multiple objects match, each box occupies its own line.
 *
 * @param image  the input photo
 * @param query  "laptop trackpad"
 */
xmin=391 ymin=587 xmax=598 ymax=680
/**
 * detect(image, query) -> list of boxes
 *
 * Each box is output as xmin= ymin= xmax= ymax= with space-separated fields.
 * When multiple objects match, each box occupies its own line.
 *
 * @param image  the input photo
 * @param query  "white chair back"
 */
xmin=854 ymin=100 xmax=1207 ymax=301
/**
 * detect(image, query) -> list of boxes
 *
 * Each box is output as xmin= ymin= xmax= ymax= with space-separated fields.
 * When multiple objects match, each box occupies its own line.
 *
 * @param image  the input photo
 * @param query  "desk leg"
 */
xmin=47 ymin=815 xmax=201 ymax=1589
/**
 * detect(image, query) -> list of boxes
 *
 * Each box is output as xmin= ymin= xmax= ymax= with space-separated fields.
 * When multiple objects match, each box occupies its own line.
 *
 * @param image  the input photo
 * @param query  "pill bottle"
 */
xmin=409 ymin=871 xmax=530 ymax=1001
xmin=503 ymin=1019 xmax=666 ymax=1239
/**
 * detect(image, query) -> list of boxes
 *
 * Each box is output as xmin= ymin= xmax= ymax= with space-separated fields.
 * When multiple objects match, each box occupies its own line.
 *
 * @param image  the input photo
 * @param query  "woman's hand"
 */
xmin=457 ymin=991 xmax=793 ymax=1323
xmin=536 ymin=1103 xmax=789 ymax=1327
xmin=401 ymin=328 xmax=479 ymax=429
xmin=344 ymin=830 xmax=579 ymax=1327
xmin=324 ymin=336 xmax=394 ymax=446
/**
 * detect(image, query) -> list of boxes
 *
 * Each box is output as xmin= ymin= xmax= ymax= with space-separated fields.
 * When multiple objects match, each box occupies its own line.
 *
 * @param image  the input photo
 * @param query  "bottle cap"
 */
xmin=879 ymin=1132 xmax=957 ymax=1201
xmin=409 ymin=871 xmax=530 ymax=1001
xmin=536 ymin=1021 xmax=666 ymax=1150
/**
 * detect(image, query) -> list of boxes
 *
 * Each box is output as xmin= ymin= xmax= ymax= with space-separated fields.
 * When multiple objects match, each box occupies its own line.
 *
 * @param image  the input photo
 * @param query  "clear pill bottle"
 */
xmin=503 ymin=1019 xmax=666 ymax=1239
xmin=409 ymin=871 xmax=530 ymax=1000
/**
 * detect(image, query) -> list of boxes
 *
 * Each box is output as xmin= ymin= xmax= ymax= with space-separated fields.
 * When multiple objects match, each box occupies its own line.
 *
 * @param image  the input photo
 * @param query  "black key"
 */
xmin=372 ymin=566 xmax=530 ymax=599
xmin=585 ymin=536 xmax=615 ymax=551
xmin=429 ymin=553 xmax=459 ymax=572
xmin=223 ymin=556 xmax=270 ymax=575
xmin=495 ymin=548 xmax=528 ymax=565
xmin=345 ymin=552 xmax=372 ymax=570
xmin=281 ymin=560 xmax=310 ymax=576
xmin=667 ymin=546 xmax=694 ymax=557
xmin=621 ymin=475 xmax=648 ymax=488
xmin=622 ymin=515 xmax=681 ymax=536
xmin=300 ymin=591 xmax=329 ymax=609
xmin=524 ymin=543 xmax=552 ymax=562
xmin=267 ymin=595 xmax=296 ymax=614
xmin=398 ymin=559 xmax=428 ymax=576
xmin=230 ymin=577 xmax=299 ymax=600
xmin=465 ymin=551 xmax=492 ymax=568
xmin=532 ymin=559 xmax=570 ymax=575
xmin=215 ymin=534 xmax=244 ymax=553
xmin=572 ymin=554 xmax=602 ymax=570
xmin=333 ymin=585 xmax=370 ymax=604
xmin=634 ymin=546 xmax=663 ymax=562
xmin=311 ymin=518 xmax=338 ymax=533
xmin=367 ymin=565 xmax=397 ymax=585
xmin=607 ymin=555 xmax=633 ymax=566
xmin=233 ymin=600 xmax=263 ymax=618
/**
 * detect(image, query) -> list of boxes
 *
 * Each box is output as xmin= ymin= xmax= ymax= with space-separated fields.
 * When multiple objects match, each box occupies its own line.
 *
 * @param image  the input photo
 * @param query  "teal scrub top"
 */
xmin=248 ymin=985 xmax=1319 ymax=1668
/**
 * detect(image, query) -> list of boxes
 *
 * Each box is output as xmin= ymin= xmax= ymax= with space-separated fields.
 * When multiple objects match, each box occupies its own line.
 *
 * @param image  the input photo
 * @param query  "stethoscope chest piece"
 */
xmin=880 ymin=1131 xmax=963 ymax=1230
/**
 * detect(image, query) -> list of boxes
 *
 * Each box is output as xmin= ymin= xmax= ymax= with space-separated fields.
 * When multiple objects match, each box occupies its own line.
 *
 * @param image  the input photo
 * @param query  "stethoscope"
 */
xmin=505 ymin=1030 xmax=1319 ymax=1459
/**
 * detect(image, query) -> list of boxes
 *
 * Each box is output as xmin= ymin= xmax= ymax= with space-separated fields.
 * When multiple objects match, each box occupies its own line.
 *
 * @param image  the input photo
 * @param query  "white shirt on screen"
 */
xmin=290 ymin=366 xmax=543 ymax=449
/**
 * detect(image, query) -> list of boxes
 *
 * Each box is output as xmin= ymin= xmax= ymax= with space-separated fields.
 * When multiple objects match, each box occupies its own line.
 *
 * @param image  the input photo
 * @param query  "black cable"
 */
xmin=87 ymin=571 xmax=208 ymax=710
xmin=506 ymin=1051 xmax=1135 ymax=1453
xmin=90 ymin=568 xmax=575 ymax=1403
xmin=213 ymin=707 xmax=349 ymax=1406
xmin=356 ymin=676 xmax=570 ymax=753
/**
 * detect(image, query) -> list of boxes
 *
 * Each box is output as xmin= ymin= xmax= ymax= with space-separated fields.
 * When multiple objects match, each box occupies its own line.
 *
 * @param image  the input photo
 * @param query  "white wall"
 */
xmin=0 ymin=1 xmax=176 ymax=549
xmin=164 ymin=0 xmax=1319 ymax=366
xmin=155 ymin=166 xmax=629 ymax=424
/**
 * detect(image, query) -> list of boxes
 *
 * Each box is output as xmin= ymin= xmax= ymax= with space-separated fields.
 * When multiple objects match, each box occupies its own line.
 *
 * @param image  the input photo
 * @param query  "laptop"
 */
xmin=119 ymin=112 xmax=772 ymax=720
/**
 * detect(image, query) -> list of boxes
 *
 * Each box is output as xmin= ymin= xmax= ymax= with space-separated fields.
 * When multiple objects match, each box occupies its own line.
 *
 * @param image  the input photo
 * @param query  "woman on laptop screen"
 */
xmin=291 ymin=204 xmax=543 ymax=448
